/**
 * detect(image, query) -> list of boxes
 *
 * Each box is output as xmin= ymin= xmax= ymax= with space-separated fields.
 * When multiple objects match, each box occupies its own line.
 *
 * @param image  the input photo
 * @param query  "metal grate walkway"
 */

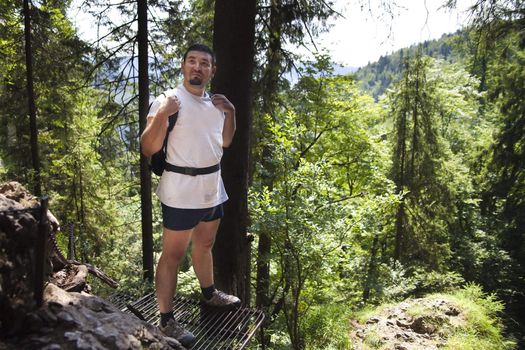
xmin=108 ymin=292 xmax=264 ymax=350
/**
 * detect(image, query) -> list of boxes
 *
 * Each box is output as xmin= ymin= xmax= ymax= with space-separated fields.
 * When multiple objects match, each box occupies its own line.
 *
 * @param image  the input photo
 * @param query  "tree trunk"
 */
xmin=394 ymin=108 xmax=407 ymax=263
xmin=256 ymin=232 xmax=271 ymax=306
xmin=256 ymin=0 xmax=283 ymax=313
xmin=363 ymin=233 xmax=379 ymax=302
xmin=394 ymin=201 xmax=405 ymax=263
xmin=393 ymin=61 xmax=410 ymax=263
xmin=23 ymin=0 xmax=41 ymax=197
xmin=212 ymin=0 xmax=257 ymax=303
xmin=137 ymin=0 xmax=153 ymax=282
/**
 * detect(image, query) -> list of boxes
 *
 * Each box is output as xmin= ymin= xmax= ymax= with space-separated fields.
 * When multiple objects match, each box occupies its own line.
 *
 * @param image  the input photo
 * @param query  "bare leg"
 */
xmin=191 ymin=219 xmax=220 ymax=288
xmin=155 ymin=227 xmax=192 ymax=313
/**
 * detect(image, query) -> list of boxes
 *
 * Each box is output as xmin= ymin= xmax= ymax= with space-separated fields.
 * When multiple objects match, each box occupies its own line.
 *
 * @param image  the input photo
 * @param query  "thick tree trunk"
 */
xmin=212 ymin=0 xmax=257 ymax=304
xmin=137 ymin=0 xmax=153 ymax=282
xmin=23 ymin=0 xmax=41 ymax=197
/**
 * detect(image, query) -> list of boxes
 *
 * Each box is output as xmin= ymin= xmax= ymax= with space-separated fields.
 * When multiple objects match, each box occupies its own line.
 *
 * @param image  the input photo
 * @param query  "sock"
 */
xmin=201 ymin=285 xmax=216 ymax=300
xmin=160 ymin=311 xmax=174 ymax=327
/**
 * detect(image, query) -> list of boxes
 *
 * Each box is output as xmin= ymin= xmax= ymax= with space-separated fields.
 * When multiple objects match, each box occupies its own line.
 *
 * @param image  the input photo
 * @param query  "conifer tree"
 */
xmin=390 ymin=52 xmax=452 ymax=270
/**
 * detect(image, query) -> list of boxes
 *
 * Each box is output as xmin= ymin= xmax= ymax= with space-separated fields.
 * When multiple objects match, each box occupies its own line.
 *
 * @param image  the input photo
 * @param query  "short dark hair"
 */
xmin=183 ymin=43 xmax=215 ymax=65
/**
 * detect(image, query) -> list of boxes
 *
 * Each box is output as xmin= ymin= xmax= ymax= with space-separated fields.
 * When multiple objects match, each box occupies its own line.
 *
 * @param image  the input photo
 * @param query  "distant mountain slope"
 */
xmin=353 ymin=29 xmax=467 ymax=100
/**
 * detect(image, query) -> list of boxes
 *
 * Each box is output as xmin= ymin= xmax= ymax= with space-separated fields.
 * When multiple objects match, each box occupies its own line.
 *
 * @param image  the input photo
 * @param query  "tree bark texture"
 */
xmin=23 ymin=0 xmax=41 ymax=197
xmin=137 ymin=0 xmax=153 ymax=282
xmin=212 ymin=0 xmax=257 ymax=304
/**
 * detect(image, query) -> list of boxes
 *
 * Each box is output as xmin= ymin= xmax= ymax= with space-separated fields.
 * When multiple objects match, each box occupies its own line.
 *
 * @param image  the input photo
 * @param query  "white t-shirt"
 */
xmin=147 ymin=85 xmax=228 ymax=209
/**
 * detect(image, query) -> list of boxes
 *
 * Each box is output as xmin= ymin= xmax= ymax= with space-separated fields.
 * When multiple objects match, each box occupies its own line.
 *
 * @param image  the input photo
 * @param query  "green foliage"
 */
xmin=382 ymin=51 xmax=502 ymax=293
xmin=0 ymin=0 xmax=90 ymax=181
xmin=388 ymin=53 xmax=454 ymax=269
xmin=0 ymin=0 xmax=151 ymax=297
xmin=483 ymin=30 xmax=525 ymax=273
xmin=355 ymin=31 xmax=464 ymax=100
xmin=426 ymin=60 xmax=499 ymax=287
xmin=376 ymin=264 xmax=464 ymax=302
xmin=361 ymin=329 xmax=383 ymax=349
xmin=441 ymin=284 xmax=516 ymax=349
xmin=0 ymin=1 xmax=21 ymax=86
xmin=160 ymin=0 xmax=214 ymax=54
xmin=476 ymin=17 xmax=525 ymax=346
xmin=301 ymin=303 xmax=352 ymax=349
xmin=250 ymin=56 xmax=396 ymax=349
xmin=352 ymin=284 xmax=515 ymax=350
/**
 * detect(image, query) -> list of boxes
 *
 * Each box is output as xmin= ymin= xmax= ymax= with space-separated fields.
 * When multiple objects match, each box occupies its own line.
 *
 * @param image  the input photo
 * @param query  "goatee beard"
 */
xmin=189 ymin=78 xmax=203 ymax=86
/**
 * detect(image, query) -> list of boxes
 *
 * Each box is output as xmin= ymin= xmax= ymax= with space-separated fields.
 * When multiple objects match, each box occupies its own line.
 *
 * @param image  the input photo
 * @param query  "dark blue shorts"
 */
xmin=161 ymin=203 xmax=224 ymax=231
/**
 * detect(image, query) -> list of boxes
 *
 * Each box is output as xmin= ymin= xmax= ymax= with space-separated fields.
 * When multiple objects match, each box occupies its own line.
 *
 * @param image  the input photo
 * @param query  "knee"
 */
xmin=160 ymin=249 xmax=186 ymax=266
xmin=193 ymin=237 xmax=215 ymax=253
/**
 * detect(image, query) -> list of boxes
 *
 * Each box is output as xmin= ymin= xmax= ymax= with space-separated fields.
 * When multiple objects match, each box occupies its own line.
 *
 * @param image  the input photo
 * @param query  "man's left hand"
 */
xmin=211 ymin=94 xmax=235 ymax=115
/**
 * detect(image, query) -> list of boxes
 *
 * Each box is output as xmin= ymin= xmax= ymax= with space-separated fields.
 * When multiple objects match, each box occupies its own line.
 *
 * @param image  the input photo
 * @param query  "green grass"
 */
xmin=348 ymin=283 xmax=516 ymax=350
xmin=436 ymin=284 xmax=516 ymax=350
xmin=361 ymin=328 xmax=384 ymax=349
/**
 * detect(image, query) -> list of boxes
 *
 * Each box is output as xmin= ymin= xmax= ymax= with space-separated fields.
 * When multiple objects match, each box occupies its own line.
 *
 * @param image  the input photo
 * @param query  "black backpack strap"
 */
xmin=148 ymin=90 xmax=179 ymax=176
xmin=162 ymin=112 xmax=178 ymax=154
xmin=150 ymin=91 xmax=178 ymax=154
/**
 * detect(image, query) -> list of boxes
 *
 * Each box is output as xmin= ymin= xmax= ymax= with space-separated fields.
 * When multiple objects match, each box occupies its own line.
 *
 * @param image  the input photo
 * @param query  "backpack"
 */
xmin=148 ymin=92 xmax=178 ymax=176
xmin=149 ymin=113 xmax=178 ymax=176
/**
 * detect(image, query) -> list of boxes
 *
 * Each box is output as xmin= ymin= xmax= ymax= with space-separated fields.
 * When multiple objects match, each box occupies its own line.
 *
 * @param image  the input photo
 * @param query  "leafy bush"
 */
xmin=440 ymin=284 xmax=516 ymax=350
xmin=302 ymin=303 xmax=352 ymax=349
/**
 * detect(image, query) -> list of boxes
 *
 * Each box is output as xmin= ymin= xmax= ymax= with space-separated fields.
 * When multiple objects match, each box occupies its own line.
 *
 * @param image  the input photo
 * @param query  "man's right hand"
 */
xmin=140 ymin=94 xmax=180 ymax=157
xmin=156 ymin=94 xmax=180 ymax=119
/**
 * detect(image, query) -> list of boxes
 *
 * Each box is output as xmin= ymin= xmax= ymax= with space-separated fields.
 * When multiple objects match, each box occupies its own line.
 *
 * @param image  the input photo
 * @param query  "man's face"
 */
xmin=182 ymin=50 xmax=215 ymax=87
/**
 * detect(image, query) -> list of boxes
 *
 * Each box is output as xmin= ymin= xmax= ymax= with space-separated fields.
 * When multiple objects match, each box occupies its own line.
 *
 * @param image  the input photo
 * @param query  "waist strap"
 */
xmin=164 ymin=163 xmax=221 ymax=176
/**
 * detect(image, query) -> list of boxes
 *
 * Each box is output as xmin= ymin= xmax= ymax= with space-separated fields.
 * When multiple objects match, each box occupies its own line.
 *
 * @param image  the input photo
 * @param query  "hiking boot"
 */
xmin=159 ymin=318 xmax=196 ymax=348
xmin=202 ymin=290 xmax=241 ymax=308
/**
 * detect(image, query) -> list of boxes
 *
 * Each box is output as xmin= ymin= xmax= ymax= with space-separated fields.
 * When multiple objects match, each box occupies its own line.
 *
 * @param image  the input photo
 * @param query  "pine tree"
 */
xmin=390 ymin=52 xmax=452 ymax=270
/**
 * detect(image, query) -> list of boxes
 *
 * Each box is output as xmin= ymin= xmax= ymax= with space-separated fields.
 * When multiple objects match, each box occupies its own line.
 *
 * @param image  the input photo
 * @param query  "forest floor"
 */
xmin=349 ymin=296 xmax=466 ymax=350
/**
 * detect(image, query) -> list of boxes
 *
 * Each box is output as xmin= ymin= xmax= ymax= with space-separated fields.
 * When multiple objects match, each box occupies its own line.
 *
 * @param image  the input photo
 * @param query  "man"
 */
xmin=140 ymin=43 xmax=240 ymax=348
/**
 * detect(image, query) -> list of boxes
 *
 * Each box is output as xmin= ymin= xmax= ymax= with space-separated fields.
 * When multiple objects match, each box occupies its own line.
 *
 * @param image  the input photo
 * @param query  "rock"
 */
xmin=350 ymin=297 xmax=465 ymax=350
xmin=0 ymin=182 xmax=38 ymax=207
xmin=367 ymin=316 xmax=381 ymax=324
xmin=0 ymin=194 xmax=39 ymax=335
xmin=445 ymin=307 xmax=460 ymax=316
xmin=51 ymin=264 xmax=89 ymax=292
xmin=41 ymin=344 xmax=62 ymax=350
xmin=411 ymin=316 xmax=437 ymax=334
xmin=395 ymin=331 xmax=411 ymax=340
xmin=0 ymin=182 xmax=184 ymax=349
xmin=1 ymin=283 xmax=185 ymax=349
xmin=355 ymin=328 xmax=365 ymax=338
xmin=396 ymin=319 xmax=412 ymax=328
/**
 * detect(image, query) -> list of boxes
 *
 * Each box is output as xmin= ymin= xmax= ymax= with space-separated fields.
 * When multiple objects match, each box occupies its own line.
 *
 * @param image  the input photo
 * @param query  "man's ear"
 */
xmin=211 ymin=65 xmax=217 ymax=78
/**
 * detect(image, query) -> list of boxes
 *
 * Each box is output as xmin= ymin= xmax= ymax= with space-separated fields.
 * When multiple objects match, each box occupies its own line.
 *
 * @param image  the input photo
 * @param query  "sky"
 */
xmin=313 ymin=0 xmax=475 ymax=68
xmin=69 ymin=0 xmax=475 ymax=69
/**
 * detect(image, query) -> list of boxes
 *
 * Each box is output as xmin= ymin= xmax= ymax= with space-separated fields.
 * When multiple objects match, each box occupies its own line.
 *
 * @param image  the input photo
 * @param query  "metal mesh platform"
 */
xmin=108 ymin=292 xmax=264 ymax=349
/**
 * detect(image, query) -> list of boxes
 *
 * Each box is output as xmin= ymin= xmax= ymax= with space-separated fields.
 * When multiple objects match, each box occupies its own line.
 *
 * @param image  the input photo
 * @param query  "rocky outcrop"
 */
xmin=0 ymin=184 xmax=42 ymax=336
xmin=0 ymin=182 xmax=183 ymax=349
xmin=350 ymin=298 xmax=465 ymax=350
xmin=3 ymin=283 xmax=183 ymax=349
